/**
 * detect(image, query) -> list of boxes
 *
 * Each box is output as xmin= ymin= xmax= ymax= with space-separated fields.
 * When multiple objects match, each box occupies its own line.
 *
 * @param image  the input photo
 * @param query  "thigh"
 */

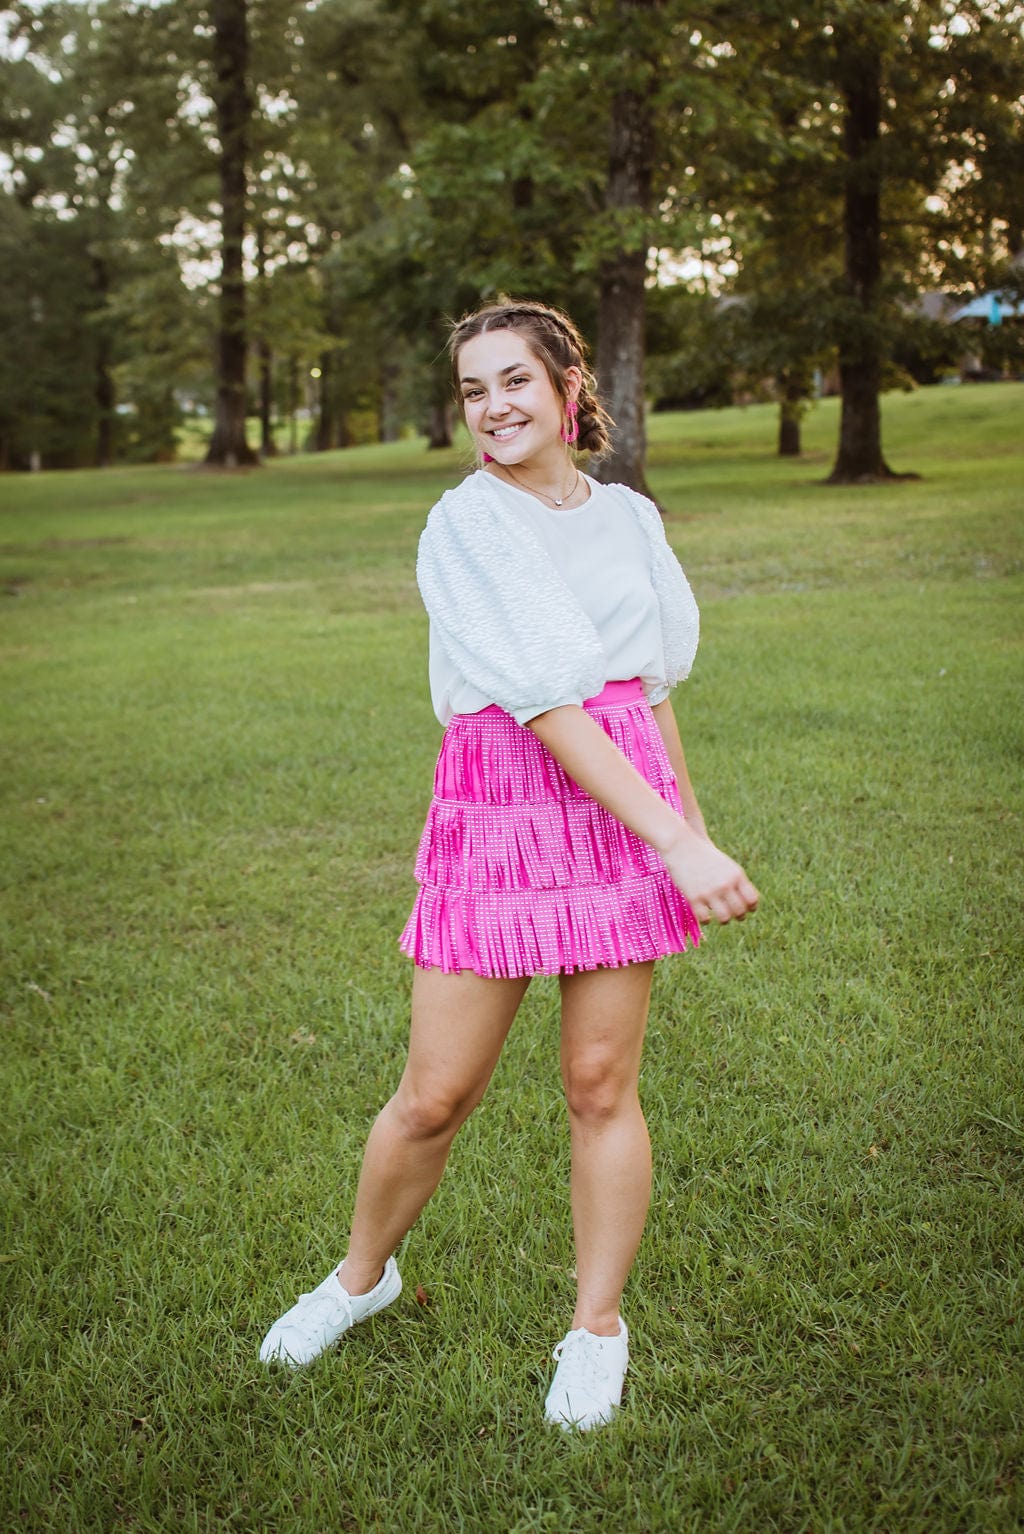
xmin=400 ymin=965 xmax=531 ymax=1107
xmin=558 ymin=961 xmax=655 ymax=1085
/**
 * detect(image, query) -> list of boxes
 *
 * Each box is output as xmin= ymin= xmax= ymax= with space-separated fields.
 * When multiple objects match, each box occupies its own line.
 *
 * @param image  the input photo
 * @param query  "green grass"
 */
xmin=2 ymin=385 xmax=1022 ymax=1532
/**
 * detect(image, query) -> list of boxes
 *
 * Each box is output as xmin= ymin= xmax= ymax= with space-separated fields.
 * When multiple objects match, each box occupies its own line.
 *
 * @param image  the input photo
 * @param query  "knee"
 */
xmin=562 ymin=1056 xmax=635 ymax=1125
xmin=390 ymin=1082 xmax=470 ymax=1141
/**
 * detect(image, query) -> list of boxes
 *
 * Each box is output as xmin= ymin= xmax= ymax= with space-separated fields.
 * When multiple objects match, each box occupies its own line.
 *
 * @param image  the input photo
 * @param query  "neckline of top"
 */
xmin=478 ymin=467 xmax=596 ymax=515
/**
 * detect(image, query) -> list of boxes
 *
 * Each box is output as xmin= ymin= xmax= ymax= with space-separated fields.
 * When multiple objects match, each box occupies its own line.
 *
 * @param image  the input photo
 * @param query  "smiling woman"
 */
xmin=452 ymin=301 xmax=613 ymax=512
xmin=458 ymin=342 xmax=583 ymax=506
xmin=258 ymin=297 xmax=758 ymax=1433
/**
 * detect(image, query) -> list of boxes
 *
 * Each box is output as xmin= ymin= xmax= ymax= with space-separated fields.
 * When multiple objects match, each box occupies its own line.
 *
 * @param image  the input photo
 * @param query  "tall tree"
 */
xmin=574 ymin=1 xmax=751 ymax=493
xmin=0 ymin=2 xmax=139 ymax=466
xmin=205 ymin=0 xmax=259 ymax=466
xmin=591 ymin=0 xmax=660 ymax=495
xmin=6 ymin=0 xmax=1021 ymax=475
xmin=686 ymin=9 xmax=841 ymax=456
xmin=827 ymin=1 xmax=1024 ymax=481
xmin=827 ymin=9 xmax=895 ymax=482
xmin=692 ymin=0 xmax=1024 ymax=482
xmin=307 ymin=0 xmax=583 ymax=448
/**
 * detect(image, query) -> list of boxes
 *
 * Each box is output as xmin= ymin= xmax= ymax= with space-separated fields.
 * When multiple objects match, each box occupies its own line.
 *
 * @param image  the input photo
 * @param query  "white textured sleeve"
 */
xmin=417 ymin=488 xmax=608 ymax=724
xmin=619 ymin=487 xmax=700 ymax=686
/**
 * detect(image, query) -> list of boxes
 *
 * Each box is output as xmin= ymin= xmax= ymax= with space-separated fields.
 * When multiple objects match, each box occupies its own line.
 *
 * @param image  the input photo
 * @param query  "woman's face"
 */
xmin=456 ymin=329 xmax=580 ymax=466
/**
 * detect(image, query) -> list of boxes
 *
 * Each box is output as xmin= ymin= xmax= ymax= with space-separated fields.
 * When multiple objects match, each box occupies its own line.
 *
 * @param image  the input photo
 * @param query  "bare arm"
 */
xmin=526 ymin=704 xmax=758 ymax=925
xmin=650 ymin=696 xmax=708 ymax=840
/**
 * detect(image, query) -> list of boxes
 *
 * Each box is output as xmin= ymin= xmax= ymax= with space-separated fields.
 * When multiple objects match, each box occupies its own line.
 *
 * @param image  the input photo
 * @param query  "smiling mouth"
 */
xmin=488 ymin=422 xmax=528 ymax=440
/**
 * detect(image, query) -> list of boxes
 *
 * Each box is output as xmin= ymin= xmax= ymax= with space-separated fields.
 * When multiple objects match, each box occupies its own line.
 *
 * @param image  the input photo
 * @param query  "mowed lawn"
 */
xmin=1 ymin=385 xmax=1022 ymax=1532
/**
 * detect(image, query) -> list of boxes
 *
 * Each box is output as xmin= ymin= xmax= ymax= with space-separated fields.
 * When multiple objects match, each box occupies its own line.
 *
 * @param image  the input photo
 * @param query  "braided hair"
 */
xmin=448 ymin=299 xmax=614 ymax=458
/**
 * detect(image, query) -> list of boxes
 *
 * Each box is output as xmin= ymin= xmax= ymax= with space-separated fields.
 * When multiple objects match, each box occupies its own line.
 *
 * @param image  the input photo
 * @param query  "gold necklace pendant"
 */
xmin=504 ymin=463 xmax=579 ymax=506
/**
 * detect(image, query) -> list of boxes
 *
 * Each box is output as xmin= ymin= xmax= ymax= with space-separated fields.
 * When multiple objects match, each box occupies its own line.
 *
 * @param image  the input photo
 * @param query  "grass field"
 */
xmin=2 ymin=385 xmax=1022 ymax=1532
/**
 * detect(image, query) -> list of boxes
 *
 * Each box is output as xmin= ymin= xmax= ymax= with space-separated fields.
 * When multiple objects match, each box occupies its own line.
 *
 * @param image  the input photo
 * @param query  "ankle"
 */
xmin=337 ymin=1258 xmax=386 ymax=1297
xmin=571 ymin=1309 xmax=622 ymax=1338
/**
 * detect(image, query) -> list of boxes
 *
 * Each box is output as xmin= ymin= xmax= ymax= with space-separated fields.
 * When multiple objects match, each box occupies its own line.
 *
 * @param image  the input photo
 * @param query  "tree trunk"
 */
xmin=255 ymin=222 xmax=276 ymax=457
xmin=205 ymin=0 xmax=258 ymax=468
xmin=593 ymin=0 xmax=658 ymax=500
xmin=313 ymin=354 xmax=328 ymax=450
xmin=95 ymin=335 xmax=115 ymax=467
xmin=511 ymin=105 xmax=534 ymax=214
xmin=778 ymin=400 xmax=801 ymax=457
xmin=427 ymin=399 xmax=453 ymax=450
xmin=379 ymin=359 xmax=401 ymax=443
xmin=92 ymin=255 xmax=115 ymax=467
xmin=426 ymin=368 xmax=453 ymax=449
xmin=777 ymin=370 xmax=809 ymax=457
xmin=314 ymin=354 xmax=332 ymax=451
xmin=258 ymin=337 xmax=275 ymax=455
xmin=595 ymin=247 xmax=651 ymax=495
xmin=288 ymin=356 xmax=299 ymax=454
xmin=827 ymin=32 xmax=897 ymax=484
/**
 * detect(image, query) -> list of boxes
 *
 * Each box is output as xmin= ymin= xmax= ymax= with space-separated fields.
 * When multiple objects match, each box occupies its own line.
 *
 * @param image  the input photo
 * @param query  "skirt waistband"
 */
xmin=471 ymin=677 xmax=645 ymax=720
xmin=585 ymin=677 xmax=645 ymax=707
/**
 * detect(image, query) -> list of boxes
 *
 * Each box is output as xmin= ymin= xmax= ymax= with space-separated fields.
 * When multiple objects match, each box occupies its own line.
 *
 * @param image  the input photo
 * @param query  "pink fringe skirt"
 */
xmin=398 ymin=678 xmax=701 ymax=979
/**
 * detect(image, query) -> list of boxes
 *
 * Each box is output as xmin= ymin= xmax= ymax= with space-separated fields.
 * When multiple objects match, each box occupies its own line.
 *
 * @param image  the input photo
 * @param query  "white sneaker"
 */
xmin=543 ymin=1317 xmax=629 ymax=1430
xmin=259 ymin=1257 xmax=402 ymax=1369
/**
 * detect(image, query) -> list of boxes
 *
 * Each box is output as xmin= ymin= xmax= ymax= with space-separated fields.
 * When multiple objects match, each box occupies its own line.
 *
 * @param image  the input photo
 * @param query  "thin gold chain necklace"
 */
xmin=500 ymin=461 xmax=580 ymax=507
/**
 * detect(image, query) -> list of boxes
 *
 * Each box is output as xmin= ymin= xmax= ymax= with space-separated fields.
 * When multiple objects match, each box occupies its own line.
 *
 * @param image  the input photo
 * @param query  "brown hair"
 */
xmin=448 ymin=298 xmax=614 ymax=458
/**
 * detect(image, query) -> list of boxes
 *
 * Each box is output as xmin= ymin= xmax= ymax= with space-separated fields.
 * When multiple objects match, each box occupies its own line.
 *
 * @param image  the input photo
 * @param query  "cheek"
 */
xmin=535 ymin=386 xmax=561 ymax=421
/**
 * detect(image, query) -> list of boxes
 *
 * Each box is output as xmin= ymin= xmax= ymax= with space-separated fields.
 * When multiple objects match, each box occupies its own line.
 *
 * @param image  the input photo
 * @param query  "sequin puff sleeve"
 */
xmin=416 ymin=479 xmax=608 ymax=724
xmin=615 ymin=485 xmax=700 ymax=690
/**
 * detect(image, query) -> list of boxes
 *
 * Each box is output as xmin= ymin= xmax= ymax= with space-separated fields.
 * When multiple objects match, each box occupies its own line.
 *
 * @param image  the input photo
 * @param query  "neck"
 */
xmin=491 ymin=444 xmax=575 ymax=494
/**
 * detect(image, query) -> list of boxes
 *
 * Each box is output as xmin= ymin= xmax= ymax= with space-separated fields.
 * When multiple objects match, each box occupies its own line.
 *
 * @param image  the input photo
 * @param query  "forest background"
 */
xmin=3 ymin=4 xmax=1024 ymax=1527
xmin=1 ymin=0 xmax=1023 ymax=490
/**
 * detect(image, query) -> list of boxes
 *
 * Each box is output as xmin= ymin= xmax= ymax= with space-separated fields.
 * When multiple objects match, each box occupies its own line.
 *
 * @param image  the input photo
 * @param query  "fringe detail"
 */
xmin=433 ymin=697 xmax=675 ymax=806
xmin=401 ymin=691 xmax=701 ymax=978
xmin=414 ymin=796 xmax=666 ymax=890
xmin=398 ymin=873 xmax=701 ymax=979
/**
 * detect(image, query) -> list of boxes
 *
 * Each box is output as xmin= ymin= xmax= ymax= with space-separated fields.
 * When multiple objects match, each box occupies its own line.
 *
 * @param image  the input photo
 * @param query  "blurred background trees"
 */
xmin=0 ymin=0 xmax=1021 ymax=479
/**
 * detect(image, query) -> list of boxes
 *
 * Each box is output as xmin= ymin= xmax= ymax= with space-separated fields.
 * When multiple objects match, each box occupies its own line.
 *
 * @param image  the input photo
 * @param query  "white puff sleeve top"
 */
xmin=417 ymin=470 xmax=699 ymax=727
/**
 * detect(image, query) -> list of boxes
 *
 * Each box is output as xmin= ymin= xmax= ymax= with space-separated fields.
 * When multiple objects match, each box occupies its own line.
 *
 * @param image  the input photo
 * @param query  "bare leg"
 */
xmin=558 ymin=962 xmax=655 ymax=1336
xmin=337 ymin=966 xmax=530 ymax=1295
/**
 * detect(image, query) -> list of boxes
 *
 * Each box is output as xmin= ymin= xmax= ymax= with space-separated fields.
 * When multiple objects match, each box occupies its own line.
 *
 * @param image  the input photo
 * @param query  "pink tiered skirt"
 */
xmin=398 ymin=678 xmax=701 ymax=978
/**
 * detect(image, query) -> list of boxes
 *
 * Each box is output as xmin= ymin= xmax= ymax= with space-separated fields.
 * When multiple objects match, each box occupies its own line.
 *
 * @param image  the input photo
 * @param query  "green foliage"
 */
xmin=1 ymin=385 xmax=1023 ymax=1529
xmin=646 ymin=288 xmax=737 ymax=410
xmin=0 ymin=0 xmax=1021 ymax=467
xmin=0 ymin=0 xmax=213 ymax=465
xmin=0 ymin=198 xmax=98 ymax=467
xmin=669 ymin=0 xmax=1024 ymax=454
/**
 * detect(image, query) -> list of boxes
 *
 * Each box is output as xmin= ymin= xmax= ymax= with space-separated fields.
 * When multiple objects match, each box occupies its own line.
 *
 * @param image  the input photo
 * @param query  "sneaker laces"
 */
xmin=550 ymin=1327 xmax=616 ymax=1395
xmin=292 ymin=1282 xmax=353 ymax=1333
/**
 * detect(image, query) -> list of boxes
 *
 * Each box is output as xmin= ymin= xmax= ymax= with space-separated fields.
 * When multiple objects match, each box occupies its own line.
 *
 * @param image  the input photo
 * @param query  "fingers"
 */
xmin=664 ymin=834 xmax=760 ymax=927
xmin=694 ymin=875 xmax=760 ymax=926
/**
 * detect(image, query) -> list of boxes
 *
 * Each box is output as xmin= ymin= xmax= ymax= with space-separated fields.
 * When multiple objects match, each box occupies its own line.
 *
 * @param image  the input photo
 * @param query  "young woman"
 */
xmin=259 ymin=299 xmax=759 ymax=1430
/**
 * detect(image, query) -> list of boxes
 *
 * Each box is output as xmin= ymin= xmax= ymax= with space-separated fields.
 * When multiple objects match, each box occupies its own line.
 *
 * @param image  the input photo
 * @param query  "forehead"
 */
xmin=456 ymin=328 xmax=540 ymax=380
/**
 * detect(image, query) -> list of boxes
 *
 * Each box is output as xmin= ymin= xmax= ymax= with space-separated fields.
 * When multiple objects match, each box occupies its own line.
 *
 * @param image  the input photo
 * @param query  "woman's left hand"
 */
xmin=658 ymin=823 xmax=759 ymax=925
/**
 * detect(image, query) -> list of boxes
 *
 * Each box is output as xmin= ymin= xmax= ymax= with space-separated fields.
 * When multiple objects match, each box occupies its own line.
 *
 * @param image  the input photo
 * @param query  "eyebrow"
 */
xmin=459 ymin=363 xmax=532 ymax=386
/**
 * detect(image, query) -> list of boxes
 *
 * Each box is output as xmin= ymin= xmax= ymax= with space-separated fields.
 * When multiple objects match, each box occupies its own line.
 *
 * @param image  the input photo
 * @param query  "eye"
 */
xmin=508 ymin=374 xmax=529 ymax=387
xmin=461 ymin=388 xmax=483 ymax=401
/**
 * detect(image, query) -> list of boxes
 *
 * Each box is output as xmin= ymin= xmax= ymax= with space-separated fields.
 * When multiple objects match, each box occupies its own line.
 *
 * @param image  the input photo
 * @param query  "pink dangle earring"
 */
xmin=560 ymin=399 xmax=579 ymax=445
xmin=482 ymin=452 xmax=495 ymax=463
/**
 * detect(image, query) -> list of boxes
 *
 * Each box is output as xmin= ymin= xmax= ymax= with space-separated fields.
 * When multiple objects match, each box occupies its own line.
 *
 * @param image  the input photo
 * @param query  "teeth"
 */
xmin=491 ymin=424 xmax=524 ymax=439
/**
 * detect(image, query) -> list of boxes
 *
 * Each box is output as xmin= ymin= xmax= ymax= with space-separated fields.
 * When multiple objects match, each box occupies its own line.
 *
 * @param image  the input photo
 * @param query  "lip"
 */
xmin=487 ymin=421 xmax=529 ymax=440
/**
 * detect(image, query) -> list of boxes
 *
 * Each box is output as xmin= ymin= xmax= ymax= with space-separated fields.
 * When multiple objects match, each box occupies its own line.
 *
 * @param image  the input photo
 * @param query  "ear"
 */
xmin=565 ymin=366 xmax=583 ymax=402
